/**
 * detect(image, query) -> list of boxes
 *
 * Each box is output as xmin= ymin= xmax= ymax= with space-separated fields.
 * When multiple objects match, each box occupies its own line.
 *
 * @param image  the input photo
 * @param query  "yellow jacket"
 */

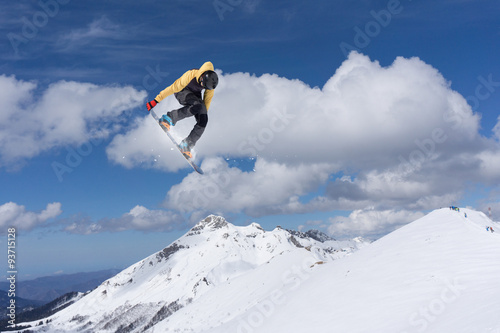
xmin=155 ymin=61 xmax=215 ymax=110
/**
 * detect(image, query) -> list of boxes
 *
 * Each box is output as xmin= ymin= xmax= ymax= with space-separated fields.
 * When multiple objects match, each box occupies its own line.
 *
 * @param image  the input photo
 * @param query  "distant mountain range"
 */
xmin=0 ymin=290 xmax=44 ymax=320
xmin=0 ymin=269 xmax=121 ymax=304
xmin=0 ymin=268 xmax=120 ymax=329
xmin=1 ymin=291 xmax=86 ymax=332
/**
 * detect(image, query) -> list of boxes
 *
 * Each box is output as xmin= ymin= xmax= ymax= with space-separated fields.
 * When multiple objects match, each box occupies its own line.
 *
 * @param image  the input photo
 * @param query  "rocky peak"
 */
xmin=187 ymin=215 xmax=229 ymax=236
xmin=249 ymin=222 xmax=264 ymax=231
xmin=285 ymin=229 xmax=334 ymax=243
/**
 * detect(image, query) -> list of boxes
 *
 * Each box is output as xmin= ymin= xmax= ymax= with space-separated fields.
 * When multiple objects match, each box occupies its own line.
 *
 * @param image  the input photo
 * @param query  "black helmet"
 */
xmin=200 ymin=70 xmax=218 ymax=90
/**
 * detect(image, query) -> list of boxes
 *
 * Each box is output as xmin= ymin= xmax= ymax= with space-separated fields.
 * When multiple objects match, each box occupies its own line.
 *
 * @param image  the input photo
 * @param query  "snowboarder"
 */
xmin=146 ymin=61 xmax=219 ymax=158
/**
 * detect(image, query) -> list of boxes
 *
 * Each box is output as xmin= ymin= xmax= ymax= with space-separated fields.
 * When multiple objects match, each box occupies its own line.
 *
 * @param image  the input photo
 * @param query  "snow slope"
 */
xmin=14 ymin=215 xmax=366 ymax=332
xmin=203 ymin=208 xmax=500 ymax=333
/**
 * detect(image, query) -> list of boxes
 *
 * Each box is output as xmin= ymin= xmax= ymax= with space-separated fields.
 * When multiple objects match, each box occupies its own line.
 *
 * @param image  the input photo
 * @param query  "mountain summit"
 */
xmin=14 ymin=215 xmax=366 ymax=332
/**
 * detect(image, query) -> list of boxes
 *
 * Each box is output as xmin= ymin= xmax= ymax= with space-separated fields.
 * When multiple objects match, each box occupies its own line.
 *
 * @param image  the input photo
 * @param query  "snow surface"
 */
xmin=13 ymin=209 xmax=500 ymax=333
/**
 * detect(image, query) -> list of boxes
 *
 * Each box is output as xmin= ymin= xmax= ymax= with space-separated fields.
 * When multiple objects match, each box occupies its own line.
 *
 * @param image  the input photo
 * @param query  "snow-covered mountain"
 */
xmin=13 ymin=209 xmax=500 ymax=332
xmin=13 ymin=215 xmax=367 ymax=333
xmin=200 ymin=208 xmax=500 ymax=333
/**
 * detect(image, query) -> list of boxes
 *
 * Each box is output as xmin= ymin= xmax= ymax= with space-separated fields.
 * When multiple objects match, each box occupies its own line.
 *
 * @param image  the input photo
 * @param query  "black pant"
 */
xmin=167 ymin=89 xmax=208 ymax=147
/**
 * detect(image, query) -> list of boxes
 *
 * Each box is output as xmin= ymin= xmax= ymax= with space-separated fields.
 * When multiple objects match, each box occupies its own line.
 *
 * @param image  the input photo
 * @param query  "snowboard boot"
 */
xmin=179 ymin=140 xmax=193 ymax=159
xmin=159 ymin=114 xmax=173 ymax=131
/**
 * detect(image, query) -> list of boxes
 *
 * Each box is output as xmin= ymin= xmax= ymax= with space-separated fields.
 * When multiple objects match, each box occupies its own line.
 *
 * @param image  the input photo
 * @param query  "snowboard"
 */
xmin=150 ymin=109 xmax=204 ymax=174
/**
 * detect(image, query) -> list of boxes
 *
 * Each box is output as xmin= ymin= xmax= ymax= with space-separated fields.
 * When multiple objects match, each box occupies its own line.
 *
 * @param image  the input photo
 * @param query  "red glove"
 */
xmin=147 ymin=99 xmax=158 ymax=111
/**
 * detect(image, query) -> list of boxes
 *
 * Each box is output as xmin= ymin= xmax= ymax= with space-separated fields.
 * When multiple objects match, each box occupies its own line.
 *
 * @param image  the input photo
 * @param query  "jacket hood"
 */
xmin=196 ymin=62 xmax=215 ymax=81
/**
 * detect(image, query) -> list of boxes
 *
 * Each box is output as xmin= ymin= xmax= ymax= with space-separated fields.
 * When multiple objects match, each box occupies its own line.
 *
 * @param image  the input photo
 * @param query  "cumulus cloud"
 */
xmin=327 ymin=208 xmax=426 ymax=239
xmin=108 ymin=52 xmax=482 ymax=170
xmin=0 ymin=74 xmax=145 ymax=168
xmin=63 ymin=205 xmax=185 ymax=234
xmin=164 ymin=157 xmax=333 ymax=217
xmin=105 ymin=52 xmax=500 ymax=227
xmin=0 ymin=202 xmax=62 ymax=232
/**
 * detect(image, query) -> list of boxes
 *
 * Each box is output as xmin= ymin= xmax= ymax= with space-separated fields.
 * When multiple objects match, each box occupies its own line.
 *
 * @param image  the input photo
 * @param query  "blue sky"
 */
xmin=1 ymin=0 xmax=499 ymax=279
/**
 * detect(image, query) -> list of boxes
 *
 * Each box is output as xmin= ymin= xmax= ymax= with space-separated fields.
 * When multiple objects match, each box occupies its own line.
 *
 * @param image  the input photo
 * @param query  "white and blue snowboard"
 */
xmin=150 ymin=109 xmax=204 ymax=174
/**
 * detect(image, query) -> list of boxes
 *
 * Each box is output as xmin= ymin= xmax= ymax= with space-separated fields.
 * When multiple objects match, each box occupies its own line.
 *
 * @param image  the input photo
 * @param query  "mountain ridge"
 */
xmin=12 ymin=215 xmax=366 ymax=332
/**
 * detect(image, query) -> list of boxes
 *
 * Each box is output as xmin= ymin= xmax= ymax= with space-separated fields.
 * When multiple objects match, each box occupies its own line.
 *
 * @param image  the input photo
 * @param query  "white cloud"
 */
xmin=64 ymin=205 xmax=185 ymax=234
xmin=106 ymin=113 xmax=188 ymax=172
xmin=0 ymin=202 xmax=62 ymax=232
xmin=58 ymin=16 xmax=122 ymax=50
xmin=478 ymin=202 xmax=500 ymax=222
xmin=325 ymin=169 xmax=465 ymax=209
xmin=477 ymin=149 xmax=500 ymax=182
xmin=164 ymin=157 xmax=333 ymax=217
xmin=0 ymin=74 xmax=146 ymax=167
xmin=327 ymin=208 xmax=426 ymax=239
xmin=493 ymin=116 xmax=500 ymax=141
xmin=109 ymin=52 xmax=482 ymax=171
